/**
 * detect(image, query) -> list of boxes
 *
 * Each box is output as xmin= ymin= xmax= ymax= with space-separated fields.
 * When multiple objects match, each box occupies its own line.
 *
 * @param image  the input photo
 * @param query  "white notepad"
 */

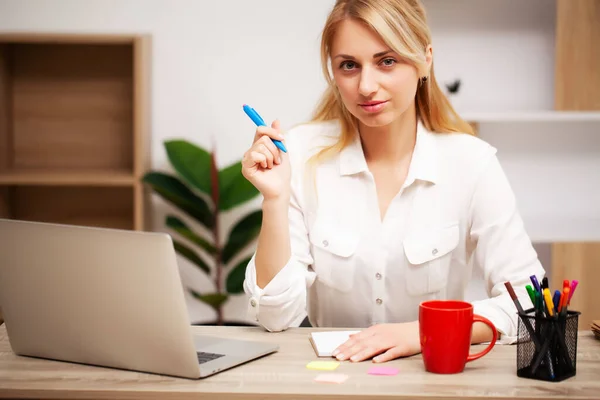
xmin=309 ymin=330 xmax=360 ymax=357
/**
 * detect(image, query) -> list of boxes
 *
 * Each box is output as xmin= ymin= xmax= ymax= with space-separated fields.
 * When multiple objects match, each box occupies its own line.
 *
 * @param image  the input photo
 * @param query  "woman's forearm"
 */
xmin=472 ymin=321 xmax=494 ymax=344
xmin=255 ymin=197 xmax=292 ymax=288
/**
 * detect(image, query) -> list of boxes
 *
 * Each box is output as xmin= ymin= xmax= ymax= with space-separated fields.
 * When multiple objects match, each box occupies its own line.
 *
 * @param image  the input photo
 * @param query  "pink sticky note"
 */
xmin=314 ymin=373 xmax=349 ymax=384
xmin=367 ymin=366 xmax=399 ymax=376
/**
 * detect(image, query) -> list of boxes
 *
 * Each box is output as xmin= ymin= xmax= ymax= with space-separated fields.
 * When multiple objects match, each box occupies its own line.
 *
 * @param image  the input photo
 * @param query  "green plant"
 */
xmin=142 ymin=140 xmax=262 ymax=325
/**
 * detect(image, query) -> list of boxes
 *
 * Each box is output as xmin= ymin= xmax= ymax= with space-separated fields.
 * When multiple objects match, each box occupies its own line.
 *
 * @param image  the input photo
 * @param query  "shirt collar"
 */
xmin=338 ymin=120 xmax=439 ymax=185
xmin=338 ymin=127 xmax=369 ymax=176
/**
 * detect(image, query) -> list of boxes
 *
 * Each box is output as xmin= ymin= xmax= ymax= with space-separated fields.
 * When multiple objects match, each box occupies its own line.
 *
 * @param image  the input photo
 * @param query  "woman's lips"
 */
xmin=359 ymin=100 xmax=388 ymax=113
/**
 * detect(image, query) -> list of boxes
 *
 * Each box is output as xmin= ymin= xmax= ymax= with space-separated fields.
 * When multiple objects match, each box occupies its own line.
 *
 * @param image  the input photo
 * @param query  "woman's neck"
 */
xmin=358 ymin=105 xmax=418 ymax=166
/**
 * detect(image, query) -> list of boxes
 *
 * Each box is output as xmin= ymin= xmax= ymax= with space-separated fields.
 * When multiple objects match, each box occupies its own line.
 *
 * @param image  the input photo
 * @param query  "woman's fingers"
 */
xmin=335 ymin=340 xmax=384 ymax=362
xmin=254 ymin=125 xmax=284 ymax=143
xmin=333 ymin=329 xmax=375 ymax=359
xmin=257 ymin=143 xmax=274 ymax=168
xmin=373 ymin=345 xmax=407 ymax=363
xmin=349 ymin=346 xmax=384 ymax=362
xmin=242 ymin=139 xmax=280 ymax=172
xmin=248 ymin=118 xmax=285 ymax=167
xmin=258 ymin=136 xmax=281 ymax=165
xmin=248 ymin=151 xmax=267 ymax=169
xmin=335 ymin=337 xmax=373 ymax=361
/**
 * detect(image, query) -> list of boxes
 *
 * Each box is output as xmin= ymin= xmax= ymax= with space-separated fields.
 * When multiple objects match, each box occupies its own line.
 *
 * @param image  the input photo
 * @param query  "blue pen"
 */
xmin=242 ymin=104 xmax=287 ymax=153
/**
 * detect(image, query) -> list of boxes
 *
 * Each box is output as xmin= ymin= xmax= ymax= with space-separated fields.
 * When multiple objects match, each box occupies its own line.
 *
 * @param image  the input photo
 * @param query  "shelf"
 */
xmin=461 ymin=111 xmax=600 ymax=123
xmin=1 ymin=42 xmax=134 ymax=172
xmin=0 ymin=33 xmax=151 ymax=232
xmin=0 ymin=170 xmax=136 ymax=186
xmin=0 ymin=186 xmax=135 ymax=230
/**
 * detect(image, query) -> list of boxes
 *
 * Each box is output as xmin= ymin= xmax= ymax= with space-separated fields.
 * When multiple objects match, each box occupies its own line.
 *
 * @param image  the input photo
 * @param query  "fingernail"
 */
xmin=336 ymin=353 xmax=344 ymax=360
xmin=350 ymin=356 xmax=358 ymax=362
xmin=332 ymin=349 xmax=339 ymax=356
xmin=373 ymin=356 xmax=380 ymax=362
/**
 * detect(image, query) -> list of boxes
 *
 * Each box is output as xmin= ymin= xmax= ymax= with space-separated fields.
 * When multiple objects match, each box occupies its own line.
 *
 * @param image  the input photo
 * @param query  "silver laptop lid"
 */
xmin=0 ymin=218 xmax=202 ymax=379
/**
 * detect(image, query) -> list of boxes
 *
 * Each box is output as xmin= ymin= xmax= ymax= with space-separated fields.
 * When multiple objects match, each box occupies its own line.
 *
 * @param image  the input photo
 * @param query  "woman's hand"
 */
xmin=332 ymin=322 xmax=421 ymax=363
xmin=241 ymin=120 xmax=291 ymax=201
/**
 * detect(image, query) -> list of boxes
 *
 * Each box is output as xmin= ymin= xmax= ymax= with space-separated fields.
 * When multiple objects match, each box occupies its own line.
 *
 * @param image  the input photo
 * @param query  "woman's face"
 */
xmin=331 ymin=19 xmax=423 ymax=129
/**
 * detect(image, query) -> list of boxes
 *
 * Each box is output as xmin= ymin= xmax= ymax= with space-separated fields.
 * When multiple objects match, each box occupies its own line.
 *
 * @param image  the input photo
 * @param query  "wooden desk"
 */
xmin=0 ymin=325 xmax=598 ymax=400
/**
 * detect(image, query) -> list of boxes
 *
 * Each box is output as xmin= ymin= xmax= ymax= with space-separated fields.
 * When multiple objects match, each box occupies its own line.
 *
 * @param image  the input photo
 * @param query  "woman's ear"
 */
xmin=420 ymin=44 xmax=433 ymax=78
xmin=425 ymin=45 xmax=433 ymax=70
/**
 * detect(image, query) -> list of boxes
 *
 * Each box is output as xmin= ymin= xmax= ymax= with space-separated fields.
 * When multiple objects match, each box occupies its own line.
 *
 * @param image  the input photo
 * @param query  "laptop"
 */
xmin=0 ymin=218 xmax=278 ymax=379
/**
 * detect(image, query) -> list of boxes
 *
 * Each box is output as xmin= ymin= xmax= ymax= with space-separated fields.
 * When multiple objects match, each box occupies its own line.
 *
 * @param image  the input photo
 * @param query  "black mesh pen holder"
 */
xmin=516 ymin=307 xmax=580 ymax=382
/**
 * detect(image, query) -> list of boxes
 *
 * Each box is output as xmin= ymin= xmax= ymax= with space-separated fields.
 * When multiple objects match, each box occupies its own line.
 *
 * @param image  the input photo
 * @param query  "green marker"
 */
xmin=526 ymin=285 xmax=536 ymax=307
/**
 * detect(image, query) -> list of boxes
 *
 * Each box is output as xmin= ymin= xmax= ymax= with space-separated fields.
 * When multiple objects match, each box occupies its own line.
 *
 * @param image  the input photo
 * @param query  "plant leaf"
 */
xmin=218 ymin=161 xmax=260 ymax=211
xmin=190 ymin=290 xmax=229 ymax=310
xmin=173 ymin=240 xmax=211 ymax=275
xmin=166 ymin=215 xmax=216 ymax=255
xmin=165 ymin=140 xmax=212 ymax=195
xmin=226 ymin=256 xmax=251 ymax=294
xmin=142 ymin=172 xmax=214 ymax=229
xmin=222 ymin=210 xmax=262 ymax=265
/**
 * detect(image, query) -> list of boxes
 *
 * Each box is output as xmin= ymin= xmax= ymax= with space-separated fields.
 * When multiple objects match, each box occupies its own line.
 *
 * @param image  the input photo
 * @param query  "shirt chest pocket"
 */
xmin=308 ymin=220 xmax=359 ymax=293
xmin=403 ymin=223 xmax=459 ymax=296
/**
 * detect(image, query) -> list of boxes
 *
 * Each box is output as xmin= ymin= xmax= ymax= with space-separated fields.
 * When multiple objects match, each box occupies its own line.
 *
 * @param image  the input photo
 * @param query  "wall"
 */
xmin=0 ymin=0 xmax=586 ymax=324
xmin=0 ymin=0 xmax=335 ymax=324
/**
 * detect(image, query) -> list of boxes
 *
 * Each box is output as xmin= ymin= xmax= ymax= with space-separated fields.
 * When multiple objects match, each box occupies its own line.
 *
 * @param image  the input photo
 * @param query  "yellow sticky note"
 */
xmin=306 ymin=361 xmax=340 ymax=371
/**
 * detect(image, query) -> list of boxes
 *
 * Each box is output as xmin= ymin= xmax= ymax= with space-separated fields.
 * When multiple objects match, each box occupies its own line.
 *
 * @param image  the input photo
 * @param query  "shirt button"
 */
xmin=375 ymin=273 xmax=382 ymax=280
xmin=322 ymin=240 xmax=329 ymax=247
xmin=376 ymin=298 xmax=383 ymax=305
xmin=250 ymin=298 xmax=257 ymax=307
xmin=432 ymin=248 xmax=438 ymax=256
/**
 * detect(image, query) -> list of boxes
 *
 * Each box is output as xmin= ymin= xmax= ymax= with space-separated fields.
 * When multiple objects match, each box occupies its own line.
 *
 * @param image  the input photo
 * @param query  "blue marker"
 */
xmin=552 ymin=290 xmax=561 ymax=312
xmin=242 ymin=104 xmax=287 ymax=153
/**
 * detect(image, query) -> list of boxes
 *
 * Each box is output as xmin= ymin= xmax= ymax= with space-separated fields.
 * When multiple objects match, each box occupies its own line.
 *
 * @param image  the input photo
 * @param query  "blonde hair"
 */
xmin=309 ymin=0 xmax=474 ymax=164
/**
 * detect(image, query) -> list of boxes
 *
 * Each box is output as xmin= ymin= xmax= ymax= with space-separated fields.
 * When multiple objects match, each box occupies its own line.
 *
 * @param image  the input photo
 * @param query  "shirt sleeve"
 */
xmin=243 ymin=170 xmax=316 ymax=332
xmin=468 ymin=150 xmax=546 ymax=344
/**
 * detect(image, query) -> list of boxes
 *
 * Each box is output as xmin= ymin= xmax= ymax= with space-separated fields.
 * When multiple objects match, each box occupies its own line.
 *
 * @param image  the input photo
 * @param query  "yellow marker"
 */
xmin=543 ymin=288 xmax=554 ymax=317
xmin=306 ymin=361 xmax=340 ymax=371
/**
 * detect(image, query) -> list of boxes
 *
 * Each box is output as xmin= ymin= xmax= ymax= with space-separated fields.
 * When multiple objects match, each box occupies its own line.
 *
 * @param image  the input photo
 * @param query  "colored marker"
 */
xmin=543 ymin=288 xmax=554 ymax=317
xmin=534 ymin=291 xmax=542 ymax=313
xmin=559 ymin=287 xmax=570 ymax=317
xmin=242 ymin=104 xmax=287 ymax=153
xmin=526 ymin=285 xmax=536 ymax=306
xmin=567 ymin=280 xmax=578 ymax=305
xmin=552 ymin=290 xmax=561 ymax=312
xmin=530 ymin=275 xmax=541 ymax=293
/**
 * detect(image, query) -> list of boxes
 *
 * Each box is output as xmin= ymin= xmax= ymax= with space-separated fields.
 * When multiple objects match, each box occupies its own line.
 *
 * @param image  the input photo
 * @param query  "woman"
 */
xmin=241 ymin=0 xmax=544 ymax=363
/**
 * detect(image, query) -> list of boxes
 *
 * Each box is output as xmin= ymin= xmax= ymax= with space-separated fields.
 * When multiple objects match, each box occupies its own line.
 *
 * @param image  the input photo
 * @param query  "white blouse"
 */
xmin=243 ymin=119 xmax=545 ymax=344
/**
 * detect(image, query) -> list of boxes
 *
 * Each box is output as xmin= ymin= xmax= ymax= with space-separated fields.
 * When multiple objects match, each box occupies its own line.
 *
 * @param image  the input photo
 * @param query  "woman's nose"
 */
xmin=358 ymin=68 xmax=379 ymax=97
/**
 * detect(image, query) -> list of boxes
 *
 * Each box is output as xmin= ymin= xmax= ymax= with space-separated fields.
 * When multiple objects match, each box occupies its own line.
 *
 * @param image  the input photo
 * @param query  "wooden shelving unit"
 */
xmin=425 ymin=0 xmax=599 ymax=329
xmin=550 ymin=0 xmax=600 ymax=331
xmin=0 ymin=33 xmax=151 ymax=231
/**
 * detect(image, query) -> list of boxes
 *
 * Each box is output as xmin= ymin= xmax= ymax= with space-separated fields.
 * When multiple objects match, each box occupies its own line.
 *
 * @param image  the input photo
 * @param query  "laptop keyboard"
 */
xmin=196 ymin=351 xmax=225 ymax=364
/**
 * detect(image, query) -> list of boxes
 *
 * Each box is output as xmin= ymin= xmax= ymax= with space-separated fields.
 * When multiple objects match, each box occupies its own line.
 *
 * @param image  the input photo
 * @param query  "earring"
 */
xmin=420 ymin=76 xmax=428 ymax=86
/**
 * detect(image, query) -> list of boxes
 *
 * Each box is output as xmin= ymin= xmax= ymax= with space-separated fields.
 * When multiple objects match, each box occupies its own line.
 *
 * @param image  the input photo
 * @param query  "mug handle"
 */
xmin=466 ymin=314 xmax=498 ymax=362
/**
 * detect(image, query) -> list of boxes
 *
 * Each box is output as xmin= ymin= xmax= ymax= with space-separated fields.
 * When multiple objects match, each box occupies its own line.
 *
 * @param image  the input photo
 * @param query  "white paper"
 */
xmin=309 ymin=330 xmax=360 ymax=357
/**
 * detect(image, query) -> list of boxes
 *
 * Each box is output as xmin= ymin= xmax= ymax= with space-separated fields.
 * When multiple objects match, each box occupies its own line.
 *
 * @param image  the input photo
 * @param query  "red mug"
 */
xmin=419 ymin=300 xmax=497 ymax=374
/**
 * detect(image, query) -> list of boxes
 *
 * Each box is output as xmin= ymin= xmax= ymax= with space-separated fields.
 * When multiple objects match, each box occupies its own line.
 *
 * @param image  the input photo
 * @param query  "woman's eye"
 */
xmin=340 ymin=61 xmax=357 ymax=71
xmin=381 ymin=58 xmax=396 ymax=67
